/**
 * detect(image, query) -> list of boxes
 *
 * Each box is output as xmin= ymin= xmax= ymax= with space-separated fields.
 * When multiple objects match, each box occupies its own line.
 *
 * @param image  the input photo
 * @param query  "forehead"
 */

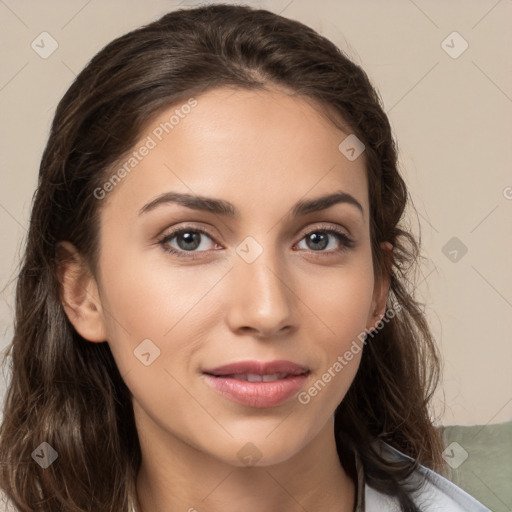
xmin=100 ymin=86 xmax=369 ymax=222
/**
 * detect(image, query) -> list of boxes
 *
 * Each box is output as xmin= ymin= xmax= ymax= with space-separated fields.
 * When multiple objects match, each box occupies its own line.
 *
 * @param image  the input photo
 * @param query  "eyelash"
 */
xmin=157 ymin=224 xmax=355 ymax=260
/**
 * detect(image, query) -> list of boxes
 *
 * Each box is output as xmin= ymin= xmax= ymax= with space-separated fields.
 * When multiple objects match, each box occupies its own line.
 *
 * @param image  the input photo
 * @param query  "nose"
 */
xmin=225 ymin=248 xmax=298 ymax=339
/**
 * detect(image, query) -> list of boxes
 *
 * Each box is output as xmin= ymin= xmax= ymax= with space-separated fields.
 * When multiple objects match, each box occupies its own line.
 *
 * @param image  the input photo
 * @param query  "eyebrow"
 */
xmin=138 ymin=190 xmax=364 ymax=218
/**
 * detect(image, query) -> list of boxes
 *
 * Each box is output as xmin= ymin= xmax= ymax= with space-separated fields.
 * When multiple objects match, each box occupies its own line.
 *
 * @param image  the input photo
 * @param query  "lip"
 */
xmin=202 ymin=359 xmax=310 ymax=408
xmin=203 ymin=359 xmax=309 ymax=377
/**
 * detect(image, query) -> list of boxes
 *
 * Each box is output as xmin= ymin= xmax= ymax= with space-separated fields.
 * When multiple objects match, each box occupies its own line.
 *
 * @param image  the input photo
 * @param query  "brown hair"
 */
xmin=0 ymin=4 xmax=446 ymax=511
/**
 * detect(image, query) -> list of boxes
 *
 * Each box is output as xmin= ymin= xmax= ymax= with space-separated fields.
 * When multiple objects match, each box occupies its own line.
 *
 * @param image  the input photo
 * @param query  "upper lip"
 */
xmin=203 ymin=359 xmax=309 ymax=377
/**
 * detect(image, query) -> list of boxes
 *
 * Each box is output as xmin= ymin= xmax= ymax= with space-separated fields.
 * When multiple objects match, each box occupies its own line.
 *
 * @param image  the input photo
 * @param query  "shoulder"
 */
xmin=364 ymin=441 xmax=492 ymax=512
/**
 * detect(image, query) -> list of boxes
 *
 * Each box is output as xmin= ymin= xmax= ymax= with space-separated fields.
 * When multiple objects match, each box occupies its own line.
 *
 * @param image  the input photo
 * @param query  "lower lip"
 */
xmin=202 ymin=373 xmax=308 ymax=408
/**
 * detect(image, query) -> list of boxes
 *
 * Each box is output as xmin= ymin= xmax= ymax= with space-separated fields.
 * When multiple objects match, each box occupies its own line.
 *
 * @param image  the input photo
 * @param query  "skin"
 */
xmin=59 ymin=85 xmax=392 ymax=512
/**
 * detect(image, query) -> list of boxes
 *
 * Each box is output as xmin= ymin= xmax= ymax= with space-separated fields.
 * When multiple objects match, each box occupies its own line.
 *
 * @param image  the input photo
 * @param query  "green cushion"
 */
xmin=438 ymin=420 xmax=512 ymax=511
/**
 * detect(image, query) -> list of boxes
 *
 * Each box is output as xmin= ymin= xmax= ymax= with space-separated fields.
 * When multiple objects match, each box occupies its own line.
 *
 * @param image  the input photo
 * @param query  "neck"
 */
xmin=134 ymin=411 xmax=355 ymax=512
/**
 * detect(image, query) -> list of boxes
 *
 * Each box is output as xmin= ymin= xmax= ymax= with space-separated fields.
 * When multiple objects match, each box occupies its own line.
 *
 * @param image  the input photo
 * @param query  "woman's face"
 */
xmin=82 ymin=86 xmax=389 ymax=466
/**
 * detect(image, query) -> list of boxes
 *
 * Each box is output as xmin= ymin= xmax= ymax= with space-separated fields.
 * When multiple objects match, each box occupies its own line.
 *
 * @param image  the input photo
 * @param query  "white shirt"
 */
xmin=362 ymin=441 xmax=492 ymax=511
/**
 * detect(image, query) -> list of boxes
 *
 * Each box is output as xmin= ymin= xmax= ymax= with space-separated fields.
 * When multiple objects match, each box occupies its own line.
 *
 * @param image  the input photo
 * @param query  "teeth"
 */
xmin=227 ymin=373 xmax=288 ymax=382
xmin=262 ymin=373 xmax=286 ymax=382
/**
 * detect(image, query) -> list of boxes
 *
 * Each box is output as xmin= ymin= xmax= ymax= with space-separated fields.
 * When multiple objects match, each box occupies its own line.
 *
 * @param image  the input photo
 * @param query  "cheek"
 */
xmin=293 ymin=259 xmax=374 ymax=404
xmin=97 ymin=244 xmax=227 ymax=370
xmin=290 ymin=271 xmax=373 ymax=424
xmin=298 ymin=258 xmax=375 ymax=341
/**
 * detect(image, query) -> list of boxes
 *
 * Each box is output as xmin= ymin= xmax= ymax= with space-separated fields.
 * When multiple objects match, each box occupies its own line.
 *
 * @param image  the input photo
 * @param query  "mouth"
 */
xmin=212 ymin=372 xmax=292 ymax=382
xmin=202 ymin=360 xmax=310 ymax=408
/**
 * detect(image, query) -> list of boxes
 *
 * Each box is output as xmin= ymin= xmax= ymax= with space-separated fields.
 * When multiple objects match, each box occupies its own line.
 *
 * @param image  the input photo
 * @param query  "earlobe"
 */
xmin=56 ymin=241 xmax=107 ymax=343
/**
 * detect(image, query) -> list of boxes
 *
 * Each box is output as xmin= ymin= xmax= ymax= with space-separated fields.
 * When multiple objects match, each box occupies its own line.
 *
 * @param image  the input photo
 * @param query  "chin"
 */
xmin=208 ymin=431 xmax=311 ymax=469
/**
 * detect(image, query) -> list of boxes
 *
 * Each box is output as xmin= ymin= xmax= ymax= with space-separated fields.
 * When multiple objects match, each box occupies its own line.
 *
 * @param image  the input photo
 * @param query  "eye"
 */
xmin=157 ymin=226 xmax=219 ymax=259
xmin=296 ymin=226 xmax=354 ymax=255
xmin=157 ymin=224 xmax=355 ymax=259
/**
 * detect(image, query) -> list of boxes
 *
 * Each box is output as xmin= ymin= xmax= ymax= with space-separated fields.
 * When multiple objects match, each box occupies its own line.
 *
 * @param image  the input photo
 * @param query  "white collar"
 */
xmin=364 ymin=441 xmax=492 ymax=511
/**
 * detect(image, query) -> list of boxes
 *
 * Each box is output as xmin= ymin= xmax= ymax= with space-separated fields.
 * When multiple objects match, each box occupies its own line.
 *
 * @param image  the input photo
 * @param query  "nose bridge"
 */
xmin=227 ymin=236 xmax=296 ymax=336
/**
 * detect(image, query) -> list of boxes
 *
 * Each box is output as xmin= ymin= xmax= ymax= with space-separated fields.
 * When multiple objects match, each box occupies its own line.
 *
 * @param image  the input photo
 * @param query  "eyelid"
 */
xmin=158 ymin=221 xmax=351 ymax=241
xmin=297 ymin=222 xmax=351 ymax=239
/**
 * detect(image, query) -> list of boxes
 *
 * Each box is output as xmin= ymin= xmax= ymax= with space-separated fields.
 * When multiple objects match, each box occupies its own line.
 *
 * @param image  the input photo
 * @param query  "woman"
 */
xmin=0 ymin=4 xmax=491 ymax=511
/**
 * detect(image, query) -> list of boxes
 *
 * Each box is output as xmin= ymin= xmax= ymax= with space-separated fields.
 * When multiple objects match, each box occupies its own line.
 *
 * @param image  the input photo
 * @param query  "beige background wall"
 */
xmin=1 ymin=0 xmax=511 ymax=426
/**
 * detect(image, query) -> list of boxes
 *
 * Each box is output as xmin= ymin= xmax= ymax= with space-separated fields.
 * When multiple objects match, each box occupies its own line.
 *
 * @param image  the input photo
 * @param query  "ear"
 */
xmin=366 ymin=241 xmax=393 ymax=333
xmin=56 ymin=241 xmax=107 ymax=342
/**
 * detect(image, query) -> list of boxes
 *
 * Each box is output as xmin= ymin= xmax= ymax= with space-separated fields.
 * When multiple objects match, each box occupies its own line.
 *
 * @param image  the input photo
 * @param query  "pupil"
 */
xmin=308 ymin=232 xmax=327 ymax=250
xmin=179 ymin=232 xmax=200 ymax=250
